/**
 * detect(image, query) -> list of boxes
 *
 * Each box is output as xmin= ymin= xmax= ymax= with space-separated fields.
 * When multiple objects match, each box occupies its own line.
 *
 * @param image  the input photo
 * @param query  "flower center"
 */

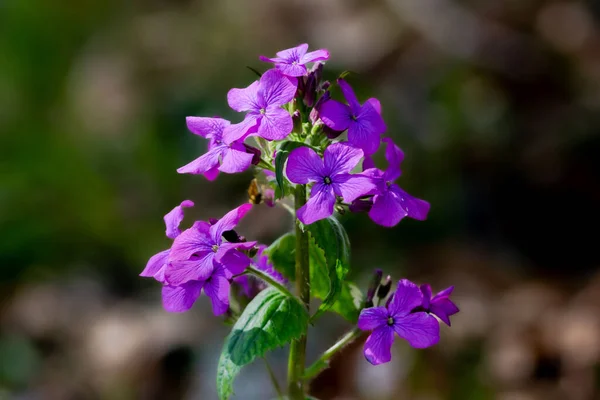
xmin=292 ymin=60 xmax=298 ymax=65
xmin=351 ymin=114 xmax=358 ymax=121
xmin=260 ymin=108 xmax=266 ymax=115
xmin=387 ymin=317 xmax=394 ymax=326
xmin=323 ymin=176 xmax=332 ymax=185
xmin=212 ymin=245 xmax=219 ymax=253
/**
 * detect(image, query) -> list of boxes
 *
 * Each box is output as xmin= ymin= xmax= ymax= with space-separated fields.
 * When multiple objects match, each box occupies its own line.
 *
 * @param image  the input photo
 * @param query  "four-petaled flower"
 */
xmin=358 ymin=279 xmax=440 ymax=365
xmin=359 ymin=138 xmax=430 ymax=227
xmin=286 ymin=143 xmax=381 ymax=225
xmin=420 ymin=284 xmax=459 ymax=326
xmin=177 ymin=117 xmax=255 ymax=180
xmin=224 ymin=69 xmax=298 ymax=143
xmin=259 ymin=43 xmax=330 ymax=77
xmin=318 ymin=79 xmax=386 ymax=155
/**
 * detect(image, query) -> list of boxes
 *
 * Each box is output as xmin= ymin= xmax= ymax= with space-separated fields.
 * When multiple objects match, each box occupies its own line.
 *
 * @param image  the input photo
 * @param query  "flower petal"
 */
xmin=433 ymin=286 xmax=454 ymax=299
xmin=185 ymin=117 xmax=229 ymax=139
xmin=164 ymin=253 xmax=215 ymax=286
xmin=362 ymin=156 xmax=376 ymax=171
xmin=258 ymin=107 xmax=293 ymax=140
xmin=275 ymin=63 xmax=307 ymax=77
xmin=275 ymin=43 xmax=308 ymax=61
xmin=169 ymin=221 xmax=213 ymax=261
xmin=348 ymin=102 xmax=386 ymax=156
xmin=365 ymin=98 xmax=382 ymax=115
xmin=430 ymin=299 xmax=460 ymax=326
xmin=323 ymin=142 xmax=364 ymax=175
xmin=162 ymin=281 xmax=204 ymax=313
xmin=382 ymin=138 xmax=404 ymax=182
xmin=296 ymin=183 xmax=336 ymax=225
xmin=363 ymin=326 xmax=395 ymax=365
xmin=258 ymin=69 xmax=298 ymax=107
xmin=209 ymin=204 xmax=253 ymax=243
xmin=337 ymin=79 xmax=361 ymax=114
xmin=254 ymin=245 xmax=287 ymax=284
xmin=204 ymin=266 xmax=231 ymax=316
xmin=388 ymin=279 xmax=423 ymax=317
xmin=203 ymin=166 xmax=220 ymax=181
xmin=357 ymin=306 xmax=389 ymax=331
xmin=286 ymin=146 xmax=323 ymax=184
xmin=420 ymin=284 xmax=432 ymax=309
xmin=222 ymin=115 xmax=260 ymax=144
xmin=318 ymin=100 xmax=352 ymax=132
xmin=177 ymin=146 xmax=225 ymax=177
xmin=368 ymin=189 xmax=408 ymax=228
xmin=389 ymin=185 xmax=430 ymax=221
xmin=300 ymin=49 xmax=330 ymax=64
xmin=164 ymin=200 xmax=194 ymax=239
xmin=227 ymin=80 xmax=260 ymax=112
xmin=393 ymin=312 xmax=440 ymax=349
xmin=215 ymin=241 xmax=257 ymax=276
xmin=140 ymin=249 xmax=170 ymax=279
xmin=333 ymin=173 xmax=381 ymax=203
xmin=219 ymin=146 xmax=254 ymax=174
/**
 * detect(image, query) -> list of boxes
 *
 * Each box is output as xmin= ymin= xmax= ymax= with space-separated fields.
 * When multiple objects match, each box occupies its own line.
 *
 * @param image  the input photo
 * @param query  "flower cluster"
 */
xmin=142 ymin=44 xmax=458 ymax=389
xmin=358 ymin=278 xmax=459 ymax=365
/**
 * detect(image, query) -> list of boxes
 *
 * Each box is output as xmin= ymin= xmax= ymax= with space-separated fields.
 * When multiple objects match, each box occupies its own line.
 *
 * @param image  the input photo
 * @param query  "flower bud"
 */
xmin=247 ymin=246 xmax=259 ymax=258
xmin=292 ymin=109 xmax=302 ymax=133
xmin=304 ymin=63 xmax=323 ymax=107
xmin=365 ymin=268 xmax=383 ymax=308
xmin=377 ymin=275 xmax=392 ymax=300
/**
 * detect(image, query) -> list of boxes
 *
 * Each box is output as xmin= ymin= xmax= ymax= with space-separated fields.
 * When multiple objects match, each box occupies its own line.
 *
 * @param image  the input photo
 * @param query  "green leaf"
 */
xmin=330 ymin=282 xmax=363 ymax=322
xmin=264 ymin=232 xmax=296 ymax=281
xmin=307 ymin=217 xmax=355 ymax=322
xmin=274 ymin=141 xmax=309 ymax=199
xmin=217 ymin=288 xmax=308 ymax=400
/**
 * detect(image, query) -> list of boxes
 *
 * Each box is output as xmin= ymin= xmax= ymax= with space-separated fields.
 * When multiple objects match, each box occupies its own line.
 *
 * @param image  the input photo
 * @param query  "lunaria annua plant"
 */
xmin=141 ymin=44 xmax=459 ymax=400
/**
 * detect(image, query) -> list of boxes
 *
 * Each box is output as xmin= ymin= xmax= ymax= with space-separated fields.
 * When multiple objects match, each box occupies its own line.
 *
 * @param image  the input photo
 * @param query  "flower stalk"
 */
xmin=288 ymin=183 xmax=310 ymax=399
xmin=303 ymin=328 xmax=363 ymax=380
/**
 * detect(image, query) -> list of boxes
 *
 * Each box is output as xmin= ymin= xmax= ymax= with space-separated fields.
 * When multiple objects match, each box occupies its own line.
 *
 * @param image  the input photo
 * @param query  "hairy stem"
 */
xmin=303 ymin=328 xmax=362 ymax=380
xmin=288 ymin=184 xmax=310 ymax=399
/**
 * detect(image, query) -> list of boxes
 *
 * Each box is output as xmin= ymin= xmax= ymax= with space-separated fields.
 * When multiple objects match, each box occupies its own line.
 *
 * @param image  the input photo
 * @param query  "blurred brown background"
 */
xmin=2 ymin=0 xmax=600 ymax=399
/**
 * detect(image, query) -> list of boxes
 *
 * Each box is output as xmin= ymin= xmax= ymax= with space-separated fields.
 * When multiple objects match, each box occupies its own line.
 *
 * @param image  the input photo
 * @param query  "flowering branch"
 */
xmin=140 ymin=43 xmax=459 ymax=400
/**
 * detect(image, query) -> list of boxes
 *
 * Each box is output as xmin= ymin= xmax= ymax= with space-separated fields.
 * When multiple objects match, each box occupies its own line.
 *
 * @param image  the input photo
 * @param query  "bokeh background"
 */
xmin=2 ymin=0 xmax=600 ymax=399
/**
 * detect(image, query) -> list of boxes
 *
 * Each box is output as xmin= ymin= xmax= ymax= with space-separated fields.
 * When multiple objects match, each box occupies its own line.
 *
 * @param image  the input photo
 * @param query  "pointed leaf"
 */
xmin=263 ymin=232 xmax=296 ymax=281
xmin=217 ymin=288 xmax=308 ymax=399
xmin=307 ymin=217 xmax=356 ymax=321
xmin=275 ymin=141 xmax=312 ymax=199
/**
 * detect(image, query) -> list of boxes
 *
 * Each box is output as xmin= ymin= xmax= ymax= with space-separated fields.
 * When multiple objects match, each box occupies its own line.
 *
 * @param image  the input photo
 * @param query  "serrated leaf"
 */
xmin=264 ymin=233 xmax=296 ymax=281
xmin=275 ymin=141 xmax=305 ymax=199
xmin=217 ymin=288 xmax=308 ymax=399
xmin=330 ymin=281 xmax=363 ymax=323
xmin=307 ymin=217 xmax=355 ymax=322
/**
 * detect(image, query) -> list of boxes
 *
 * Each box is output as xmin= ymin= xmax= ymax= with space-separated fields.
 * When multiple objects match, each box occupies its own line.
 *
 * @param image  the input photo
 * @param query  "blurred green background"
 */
xmin=2 ymin=0 xmax=600 ymax=399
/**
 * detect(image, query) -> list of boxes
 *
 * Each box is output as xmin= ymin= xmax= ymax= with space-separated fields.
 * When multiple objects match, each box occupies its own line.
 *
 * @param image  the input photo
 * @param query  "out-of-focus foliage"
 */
xmin=2 ymin=0 xmax=600 ymax=399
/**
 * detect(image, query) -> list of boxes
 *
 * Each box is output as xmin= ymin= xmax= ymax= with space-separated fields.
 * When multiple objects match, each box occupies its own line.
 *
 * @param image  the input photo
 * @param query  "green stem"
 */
xmin=263 ymin=357 xmax=284 ymax=399
xmin=288 ymin=184 xmax=310 ymax=400
xmin=303 ymin=328 xmax=362 ymax=380
xmin=246 ymin=266 xmax=294 ymax=299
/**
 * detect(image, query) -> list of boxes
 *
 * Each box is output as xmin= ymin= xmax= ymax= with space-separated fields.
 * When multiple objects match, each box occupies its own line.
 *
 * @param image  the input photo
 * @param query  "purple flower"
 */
xmin=358 ymin=138 xmax=430 ymax=227
xmin=318 ymin=79 xmax=386 ymax=155
xmin=358 ymin=279 xmax=440 ymax=365
xmin=234 ymin=244 xmax=287 ymax=297
xmin=223 ymin=69 xmax=298 ymax=143
xmin=420 ymin=284 xmax=459 ymax=326
xmin=140 ymin=200 xmax=195 ymax=281
xmin=259 ymin=44 xmax=329 ymax=77
xmin=286 ymin=143 xmax=381 ymax=225
xmin=165 ymin=204 xmax=256 ymax=287
xmin=177 ymin=117 xmax=255 ymax=179
xmin=161 ymin=263 xmax=231 ymax=315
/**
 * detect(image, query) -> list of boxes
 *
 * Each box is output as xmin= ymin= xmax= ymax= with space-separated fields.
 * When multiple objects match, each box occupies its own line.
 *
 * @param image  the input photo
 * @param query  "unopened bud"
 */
xmin=247 ymin=246 xmax=259 ymax=258
xmin=365 ymin=269 xmax=383 ymax=307
xmin=292 ymin=110 xmax=302 ymax=133
xmin=209 ymin=218 xmax=218 ymax=225
xmin=377 ymin=275 xmax=392 ymax=300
